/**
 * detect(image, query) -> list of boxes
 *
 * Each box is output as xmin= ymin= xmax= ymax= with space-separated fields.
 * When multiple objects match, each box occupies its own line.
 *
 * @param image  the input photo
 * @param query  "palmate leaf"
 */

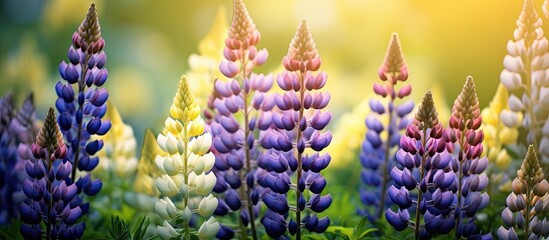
xmin=106 ymin=215 xmax=153 ymax=240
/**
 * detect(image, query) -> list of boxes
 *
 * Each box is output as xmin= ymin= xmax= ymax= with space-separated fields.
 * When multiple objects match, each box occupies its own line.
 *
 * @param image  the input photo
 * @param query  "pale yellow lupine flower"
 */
xmin=481 ymin=84 xmax=520 ymax=170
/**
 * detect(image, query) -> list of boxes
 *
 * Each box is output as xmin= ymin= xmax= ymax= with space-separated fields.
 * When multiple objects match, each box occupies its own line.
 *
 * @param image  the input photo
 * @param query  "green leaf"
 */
xmin=353 ymin=216 xmax=378 ymax=240
xmin=325 ymin=226 xmax=353 ymax=240
xmin=131 ymin=216 xmax=150 ymax=240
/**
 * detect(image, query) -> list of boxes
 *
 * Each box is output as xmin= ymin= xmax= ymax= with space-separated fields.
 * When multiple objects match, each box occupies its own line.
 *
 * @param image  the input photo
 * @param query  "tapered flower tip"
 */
xmin=450 ymin=76 xmax=481 ymax=130
xmin=170 ymin=75 xmax=200 ymax=123
xmin=284 ymin=19 xmax=321 ymax=72
xmin=378 ymin=33 xmax=408 ymax=82
xmin=518 ymin=145 xmax=544 ymax=185
xmin=228 ymin=0 xmax=258 ymax=45
xmin=36 ymin=108 xmax=66 ymax=157
xmin=515 ymin=0 xmax=543 ymax=42
xmin=73 ymin=3 xmax=104 ymax=53
xmin=414 ymin=91 xmax=439 ymax=130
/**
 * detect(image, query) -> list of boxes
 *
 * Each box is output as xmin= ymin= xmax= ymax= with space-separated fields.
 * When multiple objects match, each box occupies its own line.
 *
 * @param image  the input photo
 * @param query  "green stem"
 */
xmin=378 ymin=78 xmax=395 ymax=219
xmin=524 ymin=186 xmax=531 ymax=240
xmin=295 ymin=71 xmax=306 ymax=240
xmin=46 ymin=152 xmax=53 ymax=240
xmin=183 ymin=127 xmax=190 ymax=238
xmin=71 ymin=54 xmax=90 ymax=182
xmin=454 ymin=131 xmax=466 ymax=239
xmin=414 ymin=128 xmax=428 ymax=240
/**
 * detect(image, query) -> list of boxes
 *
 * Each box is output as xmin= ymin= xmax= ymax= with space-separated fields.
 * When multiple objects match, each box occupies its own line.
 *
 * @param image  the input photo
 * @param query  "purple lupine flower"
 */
xmin=54 ymin=3 xmax=108 ymax=198
xmin=386 ymin=92 xmax=455 ymax=239
xmin=259 ymin=19 xmax=331 ymax=239
xmin=20 ymin=108 xmax=85 ymax=239
xmin=358 ymin=33 xmax=414 ymax=221
xmin=207 ymin=0 xmax=271 ymax=239
xmin=447 ymin=77 xmax=491 ymax=239
xmin=0 ymin=93 xmax=39 ymax=225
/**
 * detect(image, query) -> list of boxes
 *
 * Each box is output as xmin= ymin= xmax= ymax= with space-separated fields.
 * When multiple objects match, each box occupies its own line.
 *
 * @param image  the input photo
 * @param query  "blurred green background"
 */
xmin=0 ymin=0 xmax=537 ymax=144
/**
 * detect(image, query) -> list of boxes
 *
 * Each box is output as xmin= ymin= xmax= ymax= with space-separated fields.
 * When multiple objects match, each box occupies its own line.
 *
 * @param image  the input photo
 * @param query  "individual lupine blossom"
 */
xmin=124 ymin=129 xmax=162 ymax=211
xmin=498 ymin=145 xmax=549 ymax=240
xmin=259 ymin=19 xmax=332 ymax=239
xmin=544 ymin=0 xmax=549 ymax=20
xmin=358 ymin=33 xmax=414 ymax=220
xmin=207 ymin=0 xmax=270 ymax=239
xmin=55 ymin=3 xmax=109 ymax=199
xmin=20 ymin=108 xmax=86 ymax=240
xmin=385 ymin=91 xmax=455 ymax=240
xmin=0 ymin=93 xmax=38 ymax=225
xmin=500 ymin=0 xmax=549 ymax=166
xmin=446 ymin=77 xmax=491 ymax=239
xmin=154 ymin=76 xmax=219 ymax=240
xmin=481 ymin=84 xmax=519 ymax=170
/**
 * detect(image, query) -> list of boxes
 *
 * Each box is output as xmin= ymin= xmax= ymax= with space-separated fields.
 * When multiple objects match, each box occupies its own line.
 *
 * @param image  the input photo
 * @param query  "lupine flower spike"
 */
xmin=500 ymin=0 xmax=549 ymax=168
xmin=447 ymin=77 xmax=491 ymax=239
xmin=207 ymin=0 xmax=271 ymax=239
xmin=0 ymin=93 xmax=39 ymax=225
xmin=260 ymin=19 xmax=332 ymax=239
xmin=497 ymin=145 xmax=549 ymax=239
xmin=154 ymin=76 xmax=219 ymax=240
xmin=55 ymin=3 xmax=109 ymax=199
xmin=20 ymin=108 xmax=85 ymax=239
xmin=481 ymin=84 xmax=519 ymax=171
xmin=358 ymin=33 xmax=414 ymax=220
xmin=386 ymin=91 xmax=454 ymax=239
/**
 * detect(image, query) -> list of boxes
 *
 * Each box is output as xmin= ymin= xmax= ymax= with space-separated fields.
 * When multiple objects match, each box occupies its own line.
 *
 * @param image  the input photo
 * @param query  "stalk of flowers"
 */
xmin=446 ymin=77 xmax=491 ymax=239
xmin=385 ymin=91 xmax=455 ymax=239
xmin=500 ymin=0 xmax=549 ymax=167
xmin=497 ymin=145 xmax=549 ymax=239
xmin=154 ymin=75 xmax=219 ymax=240
xmin=206 ymin=0 xmax=271 ymax=239
xmin=259 ymin=19 xmax=332 ymax=239
xmin=124 ymin=129 xmax=163 ymax=211
xmin=358 ymin=33 xmax=414 ymax=220
xmin=0 ymin=93 xmax=39 ymax=225
xmin=54 ymin=3 xmax=109 ymax=198
xmin=20 ymin=108 xmax=85 ymax=239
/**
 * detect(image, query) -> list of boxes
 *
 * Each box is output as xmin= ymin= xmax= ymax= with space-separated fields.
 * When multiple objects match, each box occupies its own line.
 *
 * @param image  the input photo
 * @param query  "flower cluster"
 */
xmin=20 ymin=108 xmax=86 ymax=239
xmin=385 ymin=91 xmax=455 ymax=239
xmin=55 ymin=3 xmax=109 ymax=199
xmin=498 ymin=145 xmax=549 ymax=239
xmin=481 ymin=84 xmax=519 ymax=170
xmin=500 ymin=0 xmax=549 ymax=166
xmin=358 ymin=33 xmax=414 ymax=220
xmin=207 ymin=0 xmax=271 ymax=239
xmin=446 ymin=77 xmax=490 ymax=238
xmin=259 ymin=19 xmax=332 ymax=239
xmin=154 ymin=76 xmax=219 ymax=240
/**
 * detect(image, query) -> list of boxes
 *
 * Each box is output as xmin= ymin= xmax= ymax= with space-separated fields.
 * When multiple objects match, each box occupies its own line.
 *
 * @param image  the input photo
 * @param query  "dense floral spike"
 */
xmin=386 ymin=92 xmax=454 ymax=239
xmin=500 ymin=0 xmax=549 ymax=167
xmin=20 ymin=108 xmax=85 ymax=239
xmin=447 ymin=77 xmax=491 ymax=239
xmin=155 ymin=76 xmax=219 ymax=240
xmin=497 ymin=145 xmax=549 ymax=239
xmin=358 ymin=33 xmax=414 ymax=220
xmin=207 ymin=0 xmax=271 ymax=239
xmin=124 ymin=129 xmax=162 ymax=211
xmin=260 ymin=19 xmax=331 ymax=239
xmin=481 ymin=84 xmax=519 ymax=170
xmin=55 ymin=3 xmax=109 ymax=201
xmin=0 ymin=93 xmax=39 ymax=225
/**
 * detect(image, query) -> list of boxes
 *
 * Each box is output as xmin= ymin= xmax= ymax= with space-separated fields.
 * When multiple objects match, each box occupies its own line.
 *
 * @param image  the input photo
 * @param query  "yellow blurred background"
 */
xmin=0 ymin=0 xmax=536 ymax=143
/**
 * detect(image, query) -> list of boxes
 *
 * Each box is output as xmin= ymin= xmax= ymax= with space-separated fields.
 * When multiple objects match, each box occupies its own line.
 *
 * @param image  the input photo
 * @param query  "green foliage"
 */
xmin=0 ymin=219 xmax=24 ymax=240
xmin=105 ymin=215 xmax=153 ymax=240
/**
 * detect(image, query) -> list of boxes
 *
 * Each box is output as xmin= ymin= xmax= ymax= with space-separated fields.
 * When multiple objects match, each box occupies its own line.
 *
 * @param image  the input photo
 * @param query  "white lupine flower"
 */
xmin=501 ymin=109 xmax=522 ymax=128
xmin=155 ymin=198 xmax=180 ymax=220
xmin=508 ymin=95 xmax=524 ymax=112
xmin=154 ymin=75 xmax=219 ymax=239
xmin=155 ymin=175 xmax=179 ymax=197
xmin=157 ymin=221 xmax=178 ymax=240
xmin=500 ymin=70 xmax=522 ymax=91
xmin=197 ymin=217 xmax=220 ymax=240
xmin=197 ymin=194 xmax=218 ymax=217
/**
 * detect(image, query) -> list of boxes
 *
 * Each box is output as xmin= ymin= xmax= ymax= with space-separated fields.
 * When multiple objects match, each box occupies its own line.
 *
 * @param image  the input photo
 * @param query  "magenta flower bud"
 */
xmin=254 ymin=49 xmax=268 ymax=66
xmin=373 ymin=83 xmax=388 ymax=97
xmin=219 ymin=61 xmax=239 ymax=78
xmin=306 ymin=56 xmax=322 ymax=72
xmin=397 ymin=84 xmax=412 ymax=98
